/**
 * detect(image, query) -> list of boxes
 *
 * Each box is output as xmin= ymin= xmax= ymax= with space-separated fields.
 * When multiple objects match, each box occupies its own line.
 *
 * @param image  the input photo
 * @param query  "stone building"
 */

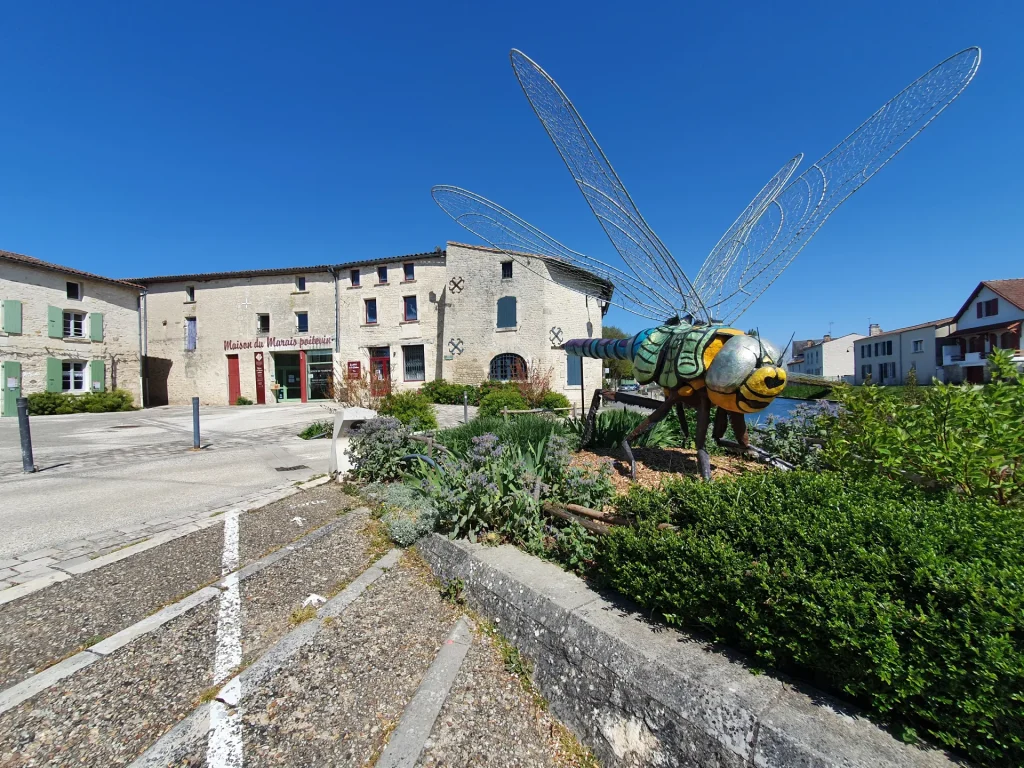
xmin=785 ymin=332 xmax=863 ymax=382
xmin=134 ymin=242 xmax=610 ymax=406
xmin=0 ymin=249 xmax=143 ymax=416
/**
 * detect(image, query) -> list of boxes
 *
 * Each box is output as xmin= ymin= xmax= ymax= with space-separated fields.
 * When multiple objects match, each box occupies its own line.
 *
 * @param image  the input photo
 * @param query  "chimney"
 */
xmin=869 ymin=323 xmax=882 ymax=336
xmin=822 ymin=334 xmax=832 ymax=342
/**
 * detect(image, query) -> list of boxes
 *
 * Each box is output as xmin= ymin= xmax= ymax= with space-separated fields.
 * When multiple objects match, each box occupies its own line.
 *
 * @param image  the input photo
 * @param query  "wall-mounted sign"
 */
xmin=224 ymin=335 xmax=333 ymax=352
xmin=254 ymin=351 xmax=266 ymax=404
xmin=347 ymin=361 xmax=361 ymax=380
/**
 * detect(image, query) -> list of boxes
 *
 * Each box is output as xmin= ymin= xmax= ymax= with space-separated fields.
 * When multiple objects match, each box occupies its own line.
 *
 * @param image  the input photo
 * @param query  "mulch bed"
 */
xmin=572 ymin=446 xmax=765 ymax=496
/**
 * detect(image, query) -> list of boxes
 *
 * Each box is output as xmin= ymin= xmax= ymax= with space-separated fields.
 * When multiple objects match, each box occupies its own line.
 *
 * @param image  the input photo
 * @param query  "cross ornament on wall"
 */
xmin=448 ymin=276 xmax=464 ymax=293
xmin=448 ymin=337 xmax=464 ymax=356
xmin=549 ymin=327 xmax=563 ymax=345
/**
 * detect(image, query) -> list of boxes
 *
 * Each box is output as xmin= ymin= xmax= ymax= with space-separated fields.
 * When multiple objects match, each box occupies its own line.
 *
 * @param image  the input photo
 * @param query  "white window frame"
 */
xmin=63 ymin=311 xmax=86 ymax=338
xmin=256 ymin=313 xmax=270 ymax=335
xmin=295 ymin=311 xmax=309 ymax=333
xmin=185 ymin=286 xmax=195 ymax=302
xmin=912 ymin=339 xmax=923 ymax=353
xmin=62 ymin=360 xmax=87 ymax=392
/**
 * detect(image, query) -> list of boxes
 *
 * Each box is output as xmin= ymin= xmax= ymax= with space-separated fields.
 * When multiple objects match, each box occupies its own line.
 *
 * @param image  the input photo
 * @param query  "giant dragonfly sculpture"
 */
xmin=433 ymin=48 xmax=980 ymax=480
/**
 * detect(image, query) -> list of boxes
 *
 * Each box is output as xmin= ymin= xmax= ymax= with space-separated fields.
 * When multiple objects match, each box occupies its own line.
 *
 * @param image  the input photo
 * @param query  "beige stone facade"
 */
xmin=0 ymin=251 xmax=143 ymax=415
xmin=137 ymin=243 xmax=609 ymax=407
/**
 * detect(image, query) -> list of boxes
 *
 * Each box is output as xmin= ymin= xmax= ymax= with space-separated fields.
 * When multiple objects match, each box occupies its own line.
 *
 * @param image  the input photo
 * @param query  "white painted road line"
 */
xmin=375 ymin=617 xmax=474 ymax=768
xmin=129 ymin=548 xmax=404 ymax=768
xmin=208 ymin=508 xmax=243 ymax=768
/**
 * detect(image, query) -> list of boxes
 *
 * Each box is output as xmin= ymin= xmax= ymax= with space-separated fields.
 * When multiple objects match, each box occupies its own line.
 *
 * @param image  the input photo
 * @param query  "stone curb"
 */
xmin=128 ymin=547 xmax=404 ymax=767
xmin=416 ymin=535 xmax=963 ymax=768
xmin=0 ymin=509 xmax=371 ymax=717
xmin=376 ymin=617 xmax=473 ymax=768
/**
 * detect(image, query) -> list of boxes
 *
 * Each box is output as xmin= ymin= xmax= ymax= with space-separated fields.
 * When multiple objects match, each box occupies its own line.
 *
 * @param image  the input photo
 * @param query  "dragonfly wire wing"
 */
xmin=695 ymin=46 xmax=981 ymax=326
xmin=432 ymin=185 xmax=678 ymax=321
xmin=510 ymin=49 xmax=707 ymax=320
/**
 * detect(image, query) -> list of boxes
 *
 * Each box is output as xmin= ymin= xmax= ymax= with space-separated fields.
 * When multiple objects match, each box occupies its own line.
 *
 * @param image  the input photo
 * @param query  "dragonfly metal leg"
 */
xmin=694 ymin=396 xmax=713 ymax=481
xmin=715 ymin=411 xmax=759 ymax=458
xmin=674 ymin=402 xmax=690 ymax=444
xmin=622 ymin=395 xmax=676 ymax=481
xmin=582 ymin=389 xmax=603 ymax=446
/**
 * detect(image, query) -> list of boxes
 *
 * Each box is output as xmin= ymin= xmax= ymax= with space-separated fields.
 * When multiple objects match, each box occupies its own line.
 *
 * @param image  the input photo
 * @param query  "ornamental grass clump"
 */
xmin=363 ymin=482 xmax=437 ymax=547
xmin=600 ymin=470 xmax=1024 ymax=765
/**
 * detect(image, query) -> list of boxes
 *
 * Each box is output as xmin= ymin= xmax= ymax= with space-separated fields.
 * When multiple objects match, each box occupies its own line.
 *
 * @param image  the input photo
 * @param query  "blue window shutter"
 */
xmin=496 ymin=297 xmax=516 ymax=328
xmin=90 ymin=313 xmax=104 ymax=342
xmin=90 ymin=359 xmax=106 ymax=391
xmin=46 ymin=358 xmax=62 ymax=392
xmin=567 ymin=355 xmax=582 ymax=386
xmin=1 ymin=300 xmax=22 ymax=333
xmin=48 ymin=306 xmax=63 ymax=338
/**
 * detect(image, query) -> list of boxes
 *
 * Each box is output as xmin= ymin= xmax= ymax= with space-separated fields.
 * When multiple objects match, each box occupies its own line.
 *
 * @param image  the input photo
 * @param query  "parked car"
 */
xmin=618 ymin=382 xmax=640 ymax=392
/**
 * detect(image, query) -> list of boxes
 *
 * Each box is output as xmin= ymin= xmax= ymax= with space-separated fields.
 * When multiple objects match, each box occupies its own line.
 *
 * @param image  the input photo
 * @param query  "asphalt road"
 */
xmin=0 ymin=403 xmax=333 ymax=560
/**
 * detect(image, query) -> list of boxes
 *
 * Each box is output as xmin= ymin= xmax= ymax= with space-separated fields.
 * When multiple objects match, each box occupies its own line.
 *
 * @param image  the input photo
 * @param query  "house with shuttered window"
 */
xmin=0 ymin=249 xmax=143 ymax=416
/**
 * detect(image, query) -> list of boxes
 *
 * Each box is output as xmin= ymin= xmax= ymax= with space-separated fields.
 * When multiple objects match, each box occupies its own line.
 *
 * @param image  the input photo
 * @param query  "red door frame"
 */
xmin=369 ymin=349 xmax=391 ymax=397
xmin=299 ymin=350 xmax=308 ymax=403
xmin=227 ymin=355 xmax=241 ymax=405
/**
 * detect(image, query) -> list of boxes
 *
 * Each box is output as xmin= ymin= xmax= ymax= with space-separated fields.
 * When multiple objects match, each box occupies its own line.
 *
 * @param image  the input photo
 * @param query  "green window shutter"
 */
xmin=46 ymin=358 xmax=63 ymax=392
xmin=48 ymin=306 xmax=63 ymax=338
xmin=90 ymin=359 xmax=106 ymax=392
xmin=90 ymin=312 xmax=104 ymax=342
xmin=1 ymin=300 xmax=22 ymax=333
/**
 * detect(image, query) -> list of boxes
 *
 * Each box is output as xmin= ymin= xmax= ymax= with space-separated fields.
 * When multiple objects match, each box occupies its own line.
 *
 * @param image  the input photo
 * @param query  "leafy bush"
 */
xmin=749 ymin=401 xmax=836 ymax=469
xmin=825 ymin=348 xmax=1024 ymax=505
xmin=600 ymin=471 xmax=1024 ymax=765
xmin=538 ymin=391 xmax=572 ymax=410
xmin=378 ymin=391 xmax=438 ymax=430
xmin=235 ymin=396 xmax=253 ymax=406
xmin=345 ymin=417 xmax=413 ymax=482
xmin=27 ymin=389 xmax=136 ymax=415
xmin=477 ymin=379 xmax=516 ymax=402
xmin=298 ymin=419 xmax=333 ymax=439
xmin=363 ymin=482 xmax=437 ymax=547
xmin=567 ymin=407 xmax=683 ymax=450
xmin=478 ymin=388 xmax=528 ymax=418
xmin=420 ymin=379 xmax=479 ymax=405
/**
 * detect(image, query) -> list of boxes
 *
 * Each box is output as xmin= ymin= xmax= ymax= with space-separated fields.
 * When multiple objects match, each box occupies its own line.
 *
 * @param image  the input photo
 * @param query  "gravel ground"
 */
xmin=0 ymin=484 xmax=356 ymax=689
xmin=0 ymin=525 xmax=225 ymax=689
xmin=0 ymin=601 xmax=219 ymax=767
xmin=240 ymin=554 xmax=461 ymax=767
xmin=240 ymin=506 xmax=374 ymax=659
xmin=418 ymin=630 xmax=586 ymax=768
xmin=238 ymin=483 xmax=356 ymax=563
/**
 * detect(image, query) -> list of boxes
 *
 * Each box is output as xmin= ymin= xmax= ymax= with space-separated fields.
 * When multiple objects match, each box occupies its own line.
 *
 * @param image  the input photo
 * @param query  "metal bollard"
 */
xmin=463 ymin=390 xmax=469 ymax=424
xmin=16 ymin=397 xmax=36 ymax=473
xmin=192 ymin=396 xmax=200 ymax=449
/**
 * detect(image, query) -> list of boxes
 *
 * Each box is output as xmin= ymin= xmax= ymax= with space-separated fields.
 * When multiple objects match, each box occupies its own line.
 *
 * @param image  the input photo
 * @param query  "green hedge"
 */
xmin=420 ymin=378 xmax=480 ymax=405
xmin=378 ymin=391 xmax=438 ymax=430
xmin=600 ymin=472 xmax=1023 ymax=765
xmin=27 ymin=390 xmax=137 ymax=415
xmin=478 ymin=388 xmax=528 ymax=418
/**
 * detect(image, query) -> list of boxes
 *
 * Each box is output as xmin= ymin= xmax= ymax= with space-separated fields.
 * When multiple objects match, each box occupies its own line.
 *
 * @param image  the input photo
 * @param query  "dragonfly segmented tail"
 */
xmin=563 ymin=330 xmax=654 ymax=361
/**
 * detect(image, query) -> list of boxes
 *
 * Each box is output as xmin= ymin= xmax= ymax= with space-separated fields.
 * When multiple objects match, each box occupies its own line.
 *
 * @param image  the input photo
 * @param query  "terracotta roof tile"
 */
xmin=0 ymin=248 xmax=143 ymax=289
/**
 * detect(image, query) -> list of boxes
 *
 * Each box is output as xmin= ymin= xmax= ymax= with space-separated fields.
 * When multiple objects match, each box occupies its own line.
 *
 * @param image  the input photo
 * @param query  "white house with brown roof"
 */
xmin=786 ymin=332 xmax=863 ymax=381
xmin=940 ymin=279 xmax=1024 ymax=383
xmin=853 ymin=318 xmax=956 ymax=385
xmin=0 ymin=249 xmax=144 ymax=415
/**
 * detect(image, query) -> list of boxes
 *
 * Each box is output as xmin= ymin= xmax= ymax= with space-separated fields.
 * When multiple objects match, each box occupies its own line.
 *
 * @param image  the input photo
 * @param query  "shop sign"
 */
xmin=223 ymin=335 xmax=333 ymax=351
xmin=254 ymin=351 xmax=266 ymax=404
xmin=347 ymin=361 xmax=361 ymax=379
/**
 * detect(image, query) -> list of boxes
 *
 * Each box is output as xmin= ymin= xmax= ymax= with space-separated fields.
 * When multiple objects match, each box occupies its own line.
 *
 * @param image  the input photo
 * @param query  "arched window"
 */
xmin=489 ymin=353 xmax=527 ymax=382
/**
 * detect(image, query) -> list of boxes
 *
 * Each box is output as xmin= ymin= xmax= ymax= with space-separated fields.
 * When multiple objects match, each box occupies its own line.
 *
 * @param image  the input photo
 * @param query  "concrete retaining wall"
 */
xmin=417 ymin=534 xmax=963 ymax=768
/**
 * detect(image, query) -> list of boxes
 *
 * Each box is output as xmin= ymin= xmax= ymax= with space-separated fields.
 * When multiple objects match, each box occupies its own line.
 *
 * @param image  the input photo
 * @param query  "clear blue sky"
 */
xmin=1 ymin=1 xmax=1021 ymax=348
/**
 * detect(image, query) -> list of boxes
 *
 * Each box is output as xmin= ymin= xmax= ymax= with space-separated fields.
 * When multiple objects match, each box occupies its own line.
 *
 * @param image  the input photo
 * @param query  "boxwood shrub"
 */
xmin=377 ymin=391 xmax=438 ymax=430
xmin=600 ymin=471 xmax=1023 ymax=765
xmin=27 ymin=390 xmax=137 ymax=415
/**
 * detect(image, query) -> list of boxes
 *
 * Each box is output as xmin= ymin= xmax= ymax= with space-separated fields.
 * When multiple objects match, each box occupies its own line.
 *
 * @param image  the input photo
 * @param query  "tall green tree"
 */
xmin=603 ymin=326 xmax=633 ymax=384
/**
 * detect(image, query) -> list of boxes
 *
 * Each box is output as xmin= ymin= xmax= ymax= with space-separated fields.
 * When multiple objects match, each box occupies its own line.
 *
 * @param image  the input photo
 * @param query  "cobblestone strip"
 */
xmin=0 ymin=505 xmax=358 ymax=718
xmin=0 ymin=476 xmax=330 ymax=601
xmin=127 ymin=549 xmax=404 ymax=768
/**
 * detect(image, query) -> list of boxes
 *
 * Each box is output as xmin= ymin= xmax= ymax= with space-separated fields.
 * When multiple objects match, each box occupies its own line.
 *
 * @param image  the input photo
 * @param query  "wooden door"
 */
xmin=227 ymin=355 xmax=241 ymax=404
xmin=369 ymin=348 xmax=391 ymax=397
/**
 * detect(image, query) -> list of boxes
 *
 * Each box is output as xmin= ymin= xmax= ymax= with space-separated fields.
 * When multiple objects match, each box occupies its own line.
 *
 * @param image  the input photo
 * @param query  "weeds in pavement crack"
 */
xmin=288 ymin=605 xmax=318 ymax=626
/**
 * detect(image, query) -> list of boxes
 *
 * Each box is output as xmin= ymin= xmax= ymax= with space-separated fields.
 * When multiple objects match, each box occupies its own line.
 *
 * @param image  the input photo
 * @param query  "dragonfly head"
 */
xmin=705 ymin=334 xmax=787 ymax=413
